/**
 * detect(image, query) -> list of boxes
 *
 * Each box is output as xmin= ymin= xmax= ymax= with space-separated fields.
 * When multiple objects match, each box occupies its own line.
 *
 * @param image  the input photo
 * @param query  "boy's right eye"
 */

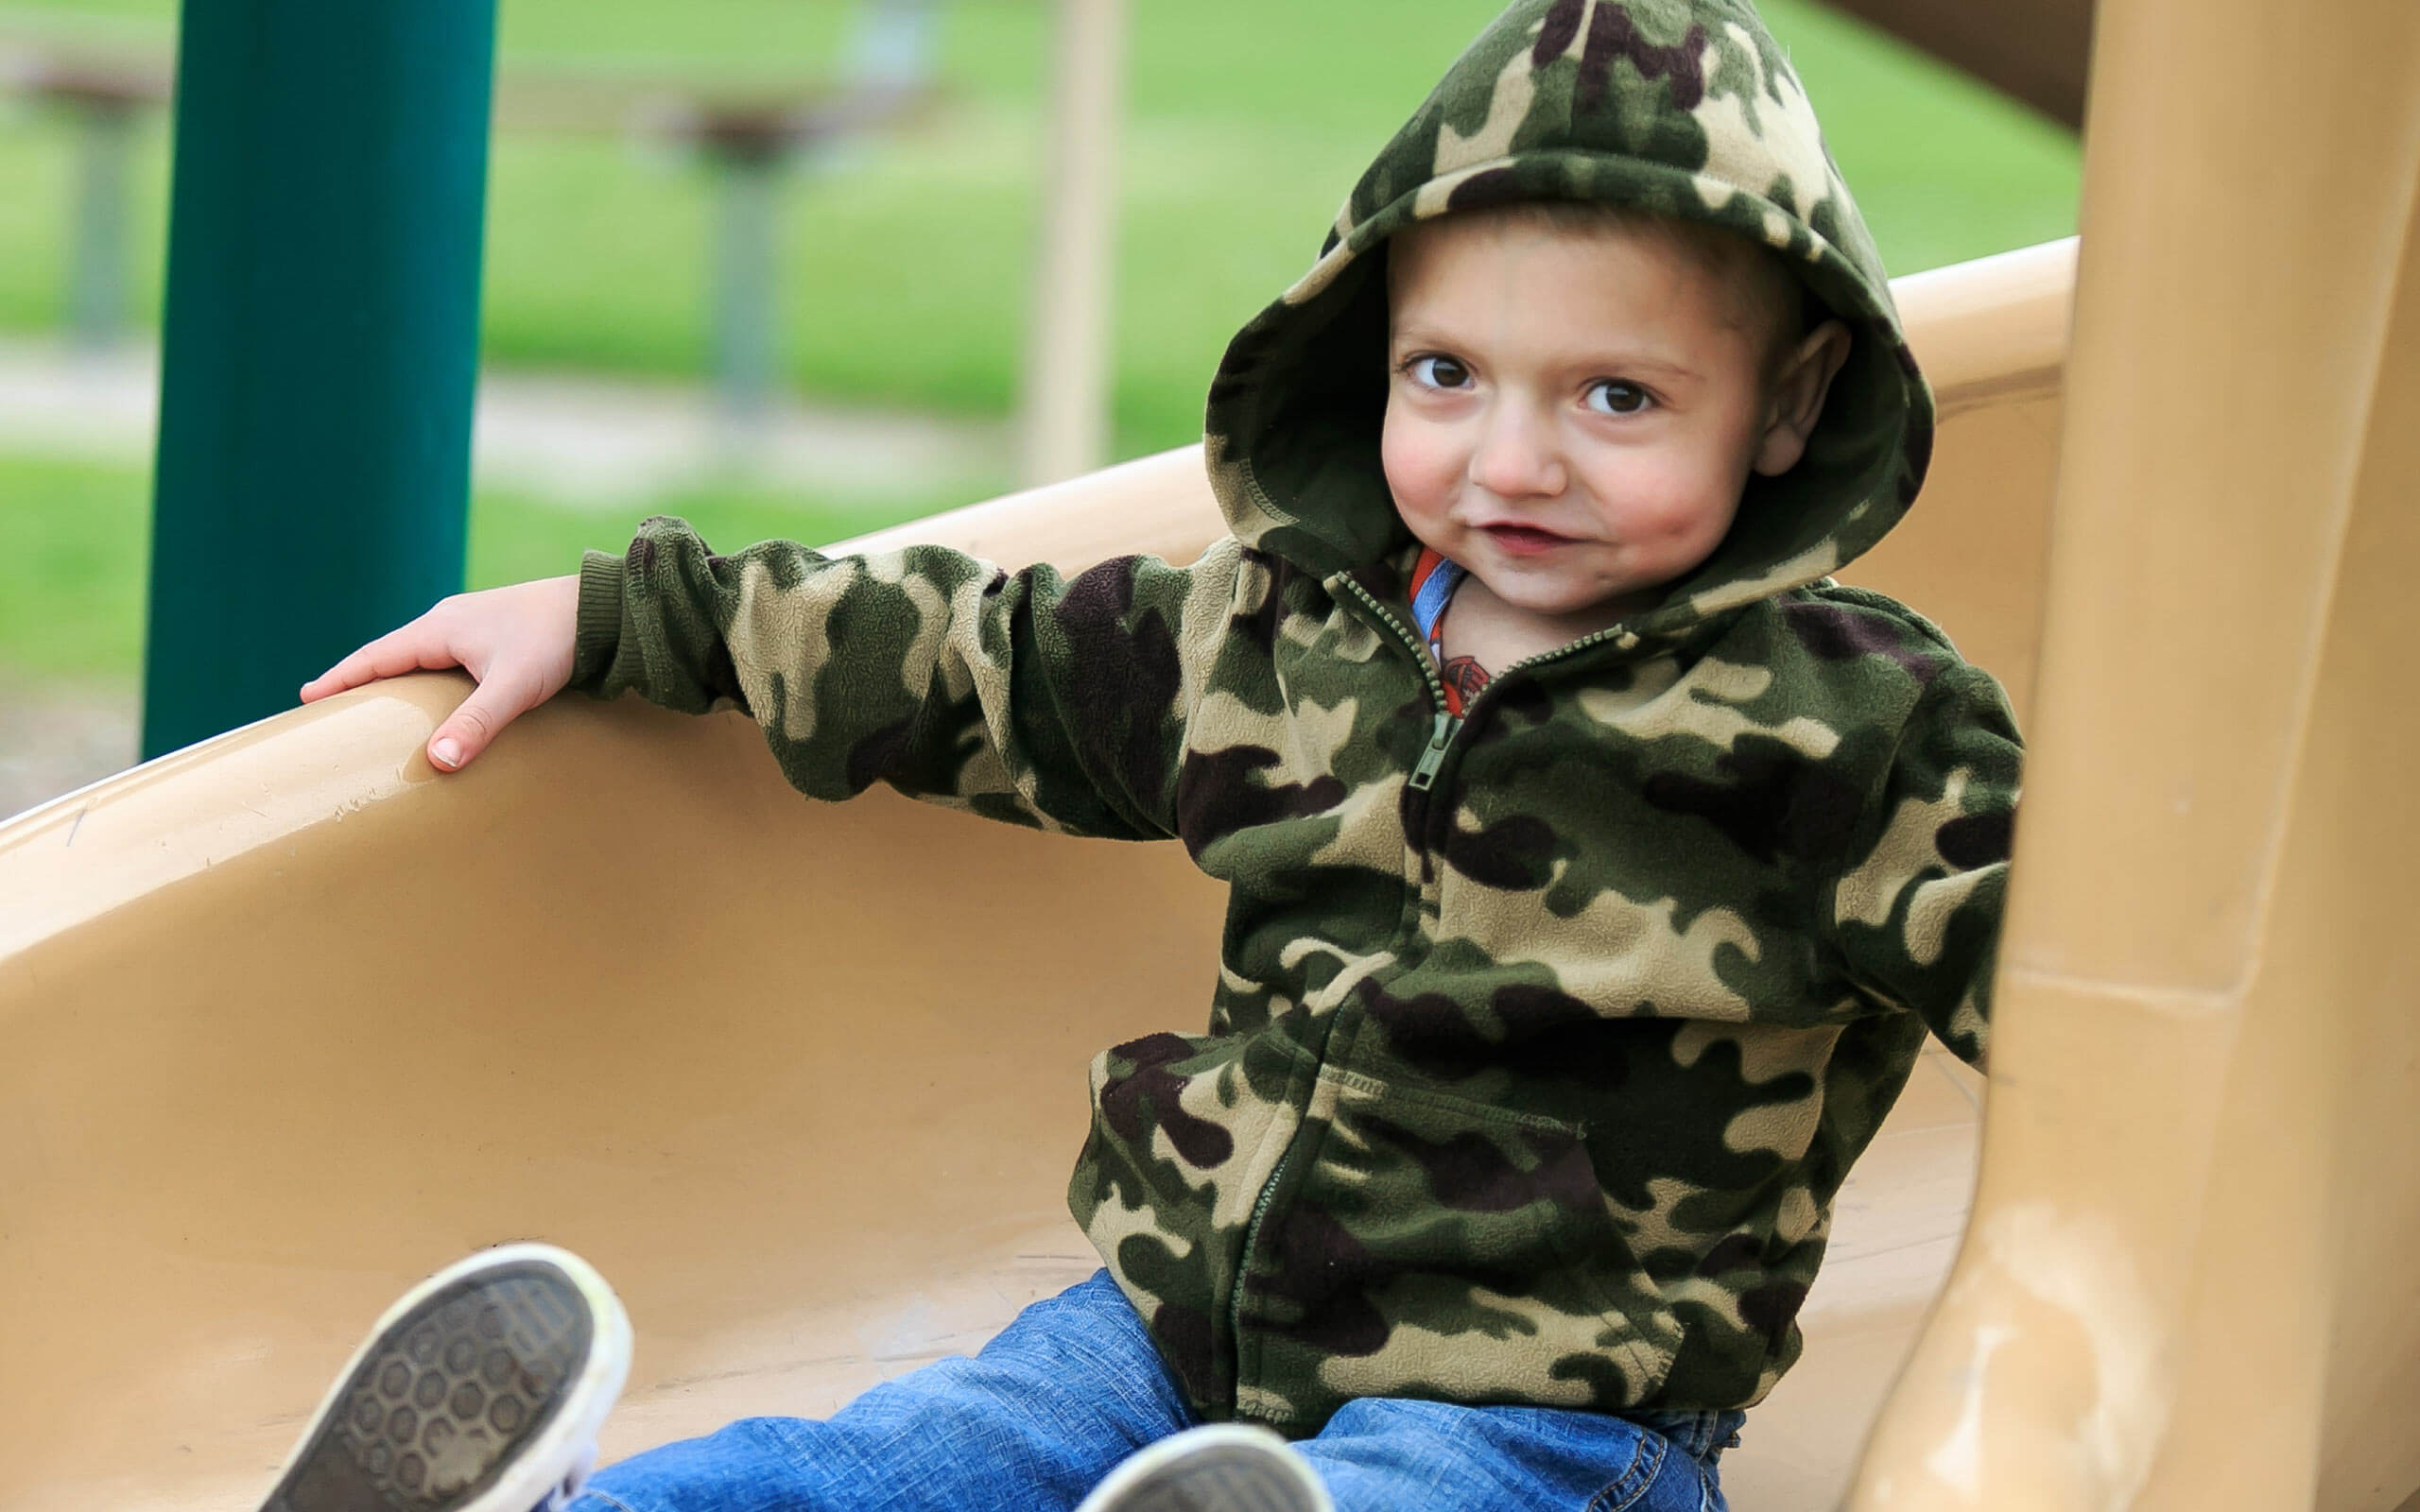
xmin=1405 ymin=354 xmax=1471 ymax=389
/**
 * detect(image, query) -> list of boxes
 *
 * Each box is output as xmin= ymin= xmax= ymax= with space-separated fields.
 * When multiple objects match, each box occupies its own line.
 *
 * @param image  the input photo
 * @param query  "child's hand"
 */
xmin=300 ymin=575 xmax=581 ymax=772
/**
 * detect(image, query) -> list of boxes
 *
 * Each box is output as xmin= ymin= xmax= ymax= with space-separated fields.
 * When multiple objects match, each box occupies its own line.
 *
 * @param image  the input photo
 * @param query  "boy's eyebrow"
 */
xmin=1387 ymin=323 xmax=1707 ymax=382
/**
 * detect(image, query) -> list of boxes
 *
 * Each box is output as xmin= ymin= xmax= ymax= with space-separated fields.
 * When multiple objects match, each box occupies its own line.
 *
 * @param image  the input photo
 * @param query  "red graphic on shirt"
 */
xmin=1439 ymin=655 xmax=1493 ymax=715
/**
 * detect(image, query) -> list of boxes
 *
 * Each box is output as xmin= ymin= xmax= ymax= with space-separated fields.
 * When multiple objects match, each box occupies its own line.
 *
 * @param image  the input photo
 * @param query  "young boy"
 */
xmin=279 ymin=1 xmax=2019 ymax=1508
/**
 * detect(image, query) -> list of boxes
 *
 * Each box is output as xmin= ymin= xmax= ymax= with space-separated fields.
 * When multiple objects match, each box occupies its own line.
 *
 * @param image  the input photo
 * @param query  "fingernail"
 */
xmin=430 ymin=738 xmax=463 ymax=769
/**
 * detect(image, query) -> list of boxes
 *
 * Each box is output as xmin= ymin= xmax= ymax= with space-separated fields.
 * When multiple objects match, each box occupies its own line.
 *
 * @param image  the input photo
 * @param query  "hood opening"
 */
xmin=1201 ymin=0 xmax=1936 ymax=638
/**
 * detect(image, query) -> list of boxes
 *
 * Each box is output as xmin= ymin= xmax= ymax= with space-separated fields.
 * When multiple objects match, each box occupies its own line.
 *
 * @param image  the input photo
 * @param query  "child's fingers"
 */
xmin=299 ymin=623 xmax=463 ymax=703
xmin=425 ymin=669 xmax=546 ymax=771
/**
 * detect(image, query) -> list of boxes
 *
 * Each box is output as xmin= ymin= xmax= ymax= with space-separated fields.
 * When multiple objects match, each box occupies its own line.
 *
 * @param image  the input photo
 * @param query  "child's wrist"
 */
xmin=568 ymin=552 xmax=628 ymax=691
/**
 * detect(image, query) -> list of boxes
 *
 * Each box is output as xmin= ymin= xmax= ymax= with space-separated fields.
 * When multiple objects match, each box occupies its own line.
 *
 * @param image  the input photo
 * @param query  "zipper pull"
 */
xmin=1407 ymin=711 xmax=1455 ymax=792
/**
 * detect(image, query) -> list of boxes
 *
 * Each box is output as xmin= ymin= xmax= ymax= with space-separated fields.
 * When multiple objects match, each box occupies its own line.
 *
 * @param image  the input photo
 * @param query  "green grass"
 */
xmin=0 ymin=455 xmax=149 ymax=680
xmin=0 ymin=0 xmax=2079 ymax=456
xmin=465 ymin=476 xmax=959 ymax=589
xmin=0 ymin=453 xmax=943 ymax=683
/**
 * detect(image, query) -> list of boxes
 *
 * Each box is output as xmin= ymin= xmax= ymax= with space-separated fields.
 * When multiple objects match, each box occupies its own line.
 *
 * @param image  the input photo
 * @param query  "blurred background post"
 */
xmin=1020 ymin=0 xmax=1123 ymax=486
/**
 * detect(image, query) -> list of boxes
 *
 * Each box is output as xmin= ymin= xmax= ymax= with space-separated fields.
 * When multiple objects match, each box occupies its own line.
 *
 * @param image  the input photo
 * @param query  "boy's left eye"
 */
xmin=1584 ymin=380 xmax=1652 ymax=415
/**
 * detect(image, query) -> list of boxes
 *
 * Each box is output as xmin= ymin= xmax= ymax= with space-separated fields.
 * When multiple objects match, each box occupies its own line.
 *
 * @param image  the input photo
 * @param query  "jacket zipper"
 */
xmin=1224 ymin=576 xmax=1646 ymax=1413
xmin=1230 ymin=1146 xmax=1292 ymax=1394
xmin=1338 ymin=573 xmax=1644 ymax=755
xmin=1340 ymin=576 xmax=1455 ymax=724
xmin=1406 ymin=711 xmax=1454 ymax=791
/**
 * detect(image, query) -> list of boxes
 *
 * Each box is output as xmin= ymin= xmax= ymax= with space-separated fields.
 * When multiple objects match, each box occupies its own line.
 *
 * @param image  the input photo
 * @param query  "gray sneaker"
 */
xmin=1076 ymin=1424 xmax=1333 ymax=1512
xmin=260 ymin=1244 xmax=631 ymax=1512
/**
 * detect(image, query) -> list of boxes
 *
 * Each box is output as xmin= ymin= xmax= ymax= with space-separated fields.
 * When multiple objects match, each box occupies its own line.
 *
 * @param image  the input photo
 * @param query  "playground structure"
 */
xmin=1821 ymin=0 xmax=2093 ymax=129
xmin=8 ymin=0 xmax=2420 ymax=1509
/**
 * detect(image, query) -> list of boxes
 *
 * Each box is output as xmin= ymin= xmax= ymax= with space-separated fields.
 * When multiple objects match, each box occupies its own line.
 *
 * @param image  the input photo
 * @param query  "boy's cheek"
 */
xmin=1379 ymin=411 xmax=1461 ymax=525
xmin=1581 ymin=456 xmax=1738 ymax=545
xmin=1633 ymin=492 xmax=1745 ymax=579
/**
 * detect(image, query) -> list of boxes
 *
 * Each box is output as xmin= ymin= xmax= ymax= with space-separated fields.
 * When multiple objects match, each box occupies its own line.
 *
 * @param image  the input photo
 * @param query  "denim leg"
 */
xmin=1296 ymin=1399 xmax=1748 ymax=1512
xmin=571 ymin=1272 xmax=1194 ymax=1512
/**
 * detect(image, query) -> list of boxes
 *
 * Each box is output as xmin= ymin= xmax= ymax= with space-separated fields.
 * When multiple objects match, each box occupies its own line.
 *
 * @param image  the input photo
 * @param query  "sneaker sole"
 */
xmin=1076 ymin=1424 xmax=1332 ymax=1512
xmin=262 ymin=1244 xmax=630 ymax=1512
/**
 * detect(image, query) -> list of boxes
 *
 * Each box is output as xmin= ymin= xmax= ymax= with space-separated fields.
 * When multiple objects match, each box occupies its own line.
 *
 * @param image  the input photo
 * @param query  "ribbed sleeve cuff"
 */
xmin=568 ymin=549 xmax=628 ymax=693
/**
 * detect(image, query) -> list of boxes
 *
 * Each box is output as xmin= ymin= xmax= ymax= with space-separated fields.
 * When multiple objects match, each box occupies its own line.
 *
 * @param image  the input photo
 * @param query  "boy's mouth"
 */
xmin=1477 ymin=524 xmax=1577 ymax=557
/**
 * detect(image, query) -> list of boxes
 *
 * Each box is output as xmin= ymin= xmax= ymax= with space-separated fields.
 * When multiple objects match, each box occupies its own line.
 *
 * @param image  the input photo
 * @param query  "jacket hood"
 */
xmin=1201 ymin=0 xmax=1933 ymax=635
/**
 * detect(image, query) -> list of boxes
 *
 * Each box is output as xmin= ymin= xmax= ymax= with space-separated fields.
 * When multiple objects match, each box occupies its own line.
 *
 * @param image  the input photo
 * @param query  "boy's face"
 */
xmin=1382 ymin=211 xmax=1843 ymax=624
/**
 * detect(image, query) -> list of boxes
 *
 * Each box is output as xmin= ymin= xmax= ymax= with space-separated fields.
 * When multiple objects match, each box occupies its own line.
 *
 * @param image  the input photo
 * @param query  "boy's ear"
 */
xmin=1752 ymin=318 xmax=1853 ymax=477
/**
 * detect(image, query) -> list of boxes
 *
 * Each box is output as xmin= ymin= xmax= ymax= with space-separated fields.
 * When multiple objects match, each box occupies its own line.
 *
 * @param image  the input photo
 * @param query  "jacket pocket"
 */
xmin=1069 ymin=1031 xmax=1302 ymax=1415
xmin=1236 ymin=1064 xmax=1682 ymax=1423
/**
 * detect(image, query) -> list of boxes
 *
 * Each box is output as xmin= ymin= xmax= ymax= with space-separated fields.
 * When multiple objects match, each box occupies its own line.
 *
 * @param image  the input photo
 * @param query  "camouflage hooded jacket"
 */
xmin=570 ymin=0 xmax=2020 ymax=1435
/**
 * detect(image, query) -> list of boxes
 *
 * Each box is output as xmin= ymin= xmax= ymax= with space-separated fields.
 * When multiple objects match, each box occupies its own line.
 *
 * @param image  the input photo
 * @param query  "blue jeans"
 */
xmin=575 ymin=1272 xmax=1743 ymax=1512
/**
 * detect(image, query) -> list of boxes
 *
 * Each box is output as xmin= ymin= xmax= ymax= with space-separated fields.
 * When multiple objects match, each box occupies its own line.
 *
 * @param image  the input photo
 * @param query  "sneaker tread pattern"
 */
xmin=263 ymin=1262 xmax=591 ymax=1512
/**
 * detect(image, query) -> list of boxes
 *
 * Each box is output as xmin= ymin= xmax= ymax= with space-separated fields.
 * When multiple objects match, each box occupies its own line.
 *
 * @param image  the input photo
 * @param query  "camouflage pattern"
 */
xmin=568 ymin=0 xmax=2018 ymax=1437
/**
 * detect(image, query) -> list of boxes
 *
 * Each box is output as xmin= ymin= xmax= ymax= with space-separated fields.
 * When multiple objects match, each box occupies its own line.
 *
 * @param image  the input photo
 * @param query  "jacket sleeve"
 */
xmin=1829 ymin=661 xmax=2023 ymax=1067
xmin=566 ymin=515 xmax=1240 ymax=840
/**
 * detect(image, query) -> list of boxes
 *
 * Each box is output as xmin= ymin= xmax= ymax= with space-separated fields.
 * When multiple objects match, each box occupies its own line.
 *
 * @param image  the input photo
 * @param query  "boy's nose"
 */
xmin=1465 ymin=402 xmax=1566 ymax=500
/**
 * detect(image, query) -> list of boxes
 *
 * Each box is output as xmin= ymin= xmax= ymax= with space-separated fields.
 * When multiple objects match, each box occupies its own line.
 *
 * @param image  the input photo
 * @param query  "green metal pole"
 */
xmin=142 ymin=0 xmax=498 ymax=757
